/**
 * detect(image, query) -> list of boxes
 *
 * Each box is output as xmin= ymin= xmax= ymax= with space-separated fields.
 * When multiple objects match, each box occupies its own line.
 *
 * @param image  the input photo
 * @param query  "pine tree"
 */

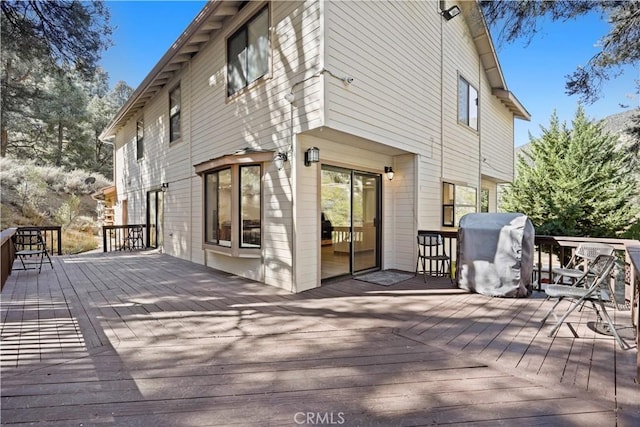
xmin=503 ymin=107 xmax=639 ymax=238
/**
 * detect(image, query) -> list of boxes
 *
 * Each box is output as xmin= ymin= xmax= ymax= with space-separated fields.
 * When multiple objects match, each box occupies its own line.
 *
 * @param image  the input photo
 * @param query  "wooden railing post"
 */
xmin=1 ymin=228 xmax=17 ymax=290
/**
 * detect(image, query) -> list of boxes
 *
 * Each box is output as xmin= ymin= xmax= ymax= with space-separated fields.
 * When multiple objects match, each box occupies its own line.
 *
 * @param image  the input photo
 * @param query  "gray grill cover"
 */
xmin=456 ymin=213 xmax=534 ymax=298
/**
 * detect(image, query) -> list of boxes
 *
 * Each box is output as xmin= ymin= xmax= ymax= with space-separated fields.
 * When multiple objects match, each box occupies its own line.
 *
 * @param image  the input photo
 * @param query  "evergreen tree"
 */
xmin=503 ymin=107 xmax=639 ymax=238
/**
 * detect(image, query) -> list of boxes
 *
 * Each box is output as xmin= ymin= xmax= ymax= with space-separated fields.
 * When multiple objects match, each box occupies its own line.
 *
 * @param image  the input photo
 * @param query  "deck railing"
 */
xmin=626 ymin=242 xmax=640 ymax=382
xmin=1 ymin=228 xmax=17 ymax=290
xmin=102 ymin=224 xmax=147 ymax=252
xmin=420 ymin=229 xmax=639 ymax=380
xmin=17 ymin=226 xmax=63 ymax=256
xmin=1 ymin=226 xmax=62 ymax=290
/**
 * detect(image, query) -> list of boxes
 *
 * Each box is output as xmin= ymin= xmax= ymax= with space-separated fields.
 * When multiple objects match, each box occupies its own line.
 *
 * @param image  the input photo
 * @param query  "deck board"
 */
xmin=1 ymin=251 xmax=638 ymax=425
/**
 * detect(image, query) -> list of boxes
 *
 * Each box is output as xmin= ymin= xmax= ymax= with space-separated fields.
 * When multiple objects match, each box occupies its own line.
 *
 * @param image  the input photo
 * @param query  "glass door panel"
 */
xmin=321 ymin=166 xmax=381 ymax=280
xmin=353 ymin=172 xmax=379 ymax=272
xmin=147 ymin=190 xmax=164 ymax=249
xmin=321 ymin=166 xmax=351 ymax=279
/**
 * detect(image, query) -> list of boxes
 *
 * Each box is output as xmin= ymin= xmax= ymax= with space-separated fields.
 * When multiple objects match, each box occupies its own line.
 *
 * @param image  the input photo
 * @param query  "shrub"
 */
xmin=61 ymin=228 xmax=98 ymax=254
xmin=54 ymin=194 xmax=81 ymax=229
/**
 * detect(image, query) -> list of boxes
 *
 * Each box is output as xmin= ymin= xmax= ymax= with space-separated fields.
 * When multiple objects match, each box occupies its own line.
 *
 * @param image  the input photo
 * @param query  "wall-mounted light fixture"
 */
xmin=384 ymin=166 xmax=395 ymax=181
xmin=161 ymin=182 xmax=169 ymax=192
xmin=441 ymin=5 xmax=461 ymax=21
xmin=274 ymin=151 xmax=288 ymax=170
xmin=284 ymin=92 xmax=295 ymax=103
xmin=304 ymin=147 xmax=320 ymax=167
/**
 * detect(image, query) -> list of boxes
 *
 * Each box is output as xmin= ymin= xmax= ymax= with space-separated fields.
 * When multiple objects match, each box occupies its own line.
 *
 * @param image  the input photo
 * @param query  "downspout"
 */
xmin=189 ymin=61 xmax=194 ymax=262
xmin=439 ymin=3 xmax=445 ymax=203
xmin=478 ymin=58 xmax=482 ymax=213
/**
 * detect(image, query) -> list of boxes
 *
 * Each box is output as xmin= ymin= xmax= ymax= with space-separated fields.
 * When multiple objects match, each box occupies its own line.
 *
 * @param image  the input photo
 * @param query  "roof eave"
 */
xmin=459 ymin=1 xmax=530 ymax=121
xmin=100 ymin=1 xmax=242 ymax=141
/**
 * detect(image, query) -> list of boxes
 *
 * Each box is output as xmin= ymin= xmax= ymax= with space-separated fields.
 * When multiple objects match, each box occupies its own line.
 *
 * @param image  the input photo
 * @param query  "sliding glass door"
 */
xmin=321 ymin=166 xmax=381 ymax=280
xmin=147 ymin=190 xmax=164 ymax=249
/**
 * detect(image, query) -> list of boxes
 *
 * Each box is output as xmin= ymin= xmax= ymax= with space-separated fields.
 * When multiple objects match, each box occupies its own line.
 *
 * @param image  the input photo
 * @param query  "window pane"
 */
xmin=136 ymin=120 xmax=144 ymax=160
xmin=442 ymin=182 xmax=454 ymax=204
xmin=170 ymin=113 xmax=181 ymax=141
xmin=455 ymin=185 xmax=477 ymax=206
xmin=247 ymin=8 xmax=269 ymax=83
xmin=240 ymin=165 xmax=261 ymax=247
xmin=218 ymin=169 xmax=232 ymax=247
xmin=170 ymin=86 xmax=181 ymax=141
xmin=469 ymin=84 xmax=478 ymax=130
xmin=443 ymin=205 xmax=454 ymax=227
xmin=170 ymin=86 xmax=180 ymax=117
xmin=205 ymin=173 xmax=218 ymax=243
xmin=481 ymin=188 xmax=489 ymax=212
xmin=458 ymin=78 xmax=469 ymax=125
xmin=227 ymin=30 xmax=247 ymax=96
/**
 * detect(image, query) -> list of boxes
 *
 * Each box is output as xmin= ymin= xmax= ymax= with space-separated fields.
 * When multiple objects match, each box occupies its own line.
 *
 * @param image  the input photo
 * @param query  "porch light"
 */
xmin=384 ymin=166 xmax=395 ymax=181
xmin=274 ymin=151 xmax=288 ymax=171
xmin=441 ymin=5 xmax=461 ymax=21
xmin=161 ymin=182 xmax=169 ymax=192
xmin=304 ymin=147 xmax=320 ymax=167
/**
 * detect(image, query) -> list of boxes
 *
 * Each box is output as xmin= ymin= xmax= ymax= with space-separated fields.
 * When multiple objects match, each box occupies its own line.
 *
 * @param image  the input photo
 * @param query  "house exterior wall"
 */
xmin=113 ymin=0 xmax=323 ymax=291
xmin=110 ymin=0 xmax=521 ymax=293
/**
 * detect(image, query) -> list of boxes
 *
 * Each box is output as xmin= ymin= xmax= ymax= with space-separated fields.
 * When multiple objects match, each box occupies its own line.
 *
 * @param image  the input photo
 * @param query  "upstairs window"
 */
xmin=443 ymin=182 xmax=477 ymax=227
xmin=458 ymin=76 xmax=478 ymax=130
xmin=169 ymin=85 xmax=181 ymax=142
xmin=227 ymin=6 xmax=269 ymax=96
xmin=136 ymin=119 xmax=144 ymax=160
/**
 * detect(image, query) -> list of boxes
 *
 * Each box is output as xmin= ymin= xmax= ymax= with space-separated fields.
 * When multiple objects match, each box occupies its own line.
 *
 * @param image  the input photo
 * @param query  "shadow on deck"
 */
xmin=1 ymin=251 xmax=638 ymax=426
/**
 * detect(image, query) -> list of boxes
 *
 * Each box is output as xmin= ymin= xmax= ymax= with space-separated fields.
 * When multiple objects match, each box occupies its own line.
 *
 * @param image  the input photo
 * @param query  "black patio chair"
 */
xmin=12 ymin=228 xmax=54 ymax=273
xmin=415 ymin=233 xmax=451 ymax=283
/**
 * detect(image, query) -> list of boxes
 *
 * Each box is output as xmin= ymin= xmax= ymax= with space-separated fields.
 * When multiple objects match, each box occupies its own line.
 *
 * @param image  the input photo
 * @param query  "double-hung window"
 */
xmin=227 ymin=6 xmax=269 ymax=96
xmin=458 ymin=76 xmax=478 ymax=130
xmin=443 ymin=182 xmax=477 ymax=227
xmin=169 ymin=85 xmax=181 ymax=142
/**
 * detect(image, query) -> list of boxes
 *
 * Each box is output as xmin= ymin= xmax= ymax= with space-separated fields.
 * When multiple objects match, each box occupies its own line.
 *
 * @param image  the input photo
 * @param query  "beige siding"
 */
xmin=480 ymin=73 xmax=515 ymax=182
xmin=111 ymin=0 xmax=521 ymax=292
xmin=441 ymin=7 xmax=481 ymax=189
xmin=385 ymin=154 xmax=417 ymax=272
xmin=324 ymin=0 xmax=441 ymax=153
xmin=112 ymin=1 xmax=322 ymax=290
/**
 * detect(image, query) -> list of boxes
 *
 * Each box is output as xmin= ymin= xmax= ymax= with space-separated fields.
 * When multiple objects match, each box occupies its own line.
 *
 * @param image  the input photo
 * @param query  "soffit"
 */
xmin=100 ymin=1 xmax=244 ymax=140
xmin=459 ymin=2 xmax=530 ymax=120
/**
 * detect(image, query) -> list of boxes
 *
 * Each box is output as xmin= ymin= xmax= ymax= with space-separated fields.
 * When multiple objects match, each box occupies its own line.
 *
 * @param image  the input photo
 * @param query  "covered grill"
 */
xmin=456 ymin=213 xmax=535 ymax=298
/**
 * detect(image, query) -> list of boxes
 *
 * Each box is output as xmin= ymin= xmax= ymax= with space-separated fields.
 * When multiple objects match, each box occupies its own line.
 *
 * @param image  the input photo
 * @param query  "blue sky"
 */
xmin=100 ymin=1 xmax=638 ymax=148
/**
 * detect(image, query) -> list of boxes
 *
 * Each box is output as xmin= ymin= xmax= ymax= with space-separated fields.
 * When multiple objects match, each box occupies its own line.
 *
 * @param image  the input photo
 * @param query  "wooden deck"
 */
xmin=1 ymin=251 xmax=638 ymax=426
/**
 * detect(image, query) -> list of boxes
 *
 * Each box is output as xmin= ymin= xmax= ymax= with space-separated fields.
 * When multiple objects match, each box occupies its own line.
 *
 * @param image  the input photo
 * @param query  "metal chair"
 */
xmin=541 ymin=254 xmax=628 ymax=349
xmin=12 ymin=228 xmax=53 ymax=273
xmin=551 ymin=242 xmax=614 ymax=285
xmin=121 ymin=225 xmax=144 ymax=251
xmin=415 ymin=233 xmax=451 ymax=282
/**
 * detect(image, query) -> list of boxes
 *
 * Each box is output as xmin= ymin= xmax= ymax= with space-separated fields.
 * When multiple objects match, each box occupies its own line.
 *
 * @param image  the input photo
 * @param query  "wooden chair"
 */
xmin=12 ymin=228 xmax=53 ymax=273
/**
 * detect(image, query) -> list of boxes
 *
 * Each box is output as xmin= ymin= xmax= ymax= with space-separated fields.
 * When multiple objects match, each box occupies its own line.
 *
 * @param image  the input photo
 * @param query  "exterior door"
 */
xmin=321 ymin=165 xmax=381 ymax=280
xmin=147 ymin=190 xmax=164 ymax=249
